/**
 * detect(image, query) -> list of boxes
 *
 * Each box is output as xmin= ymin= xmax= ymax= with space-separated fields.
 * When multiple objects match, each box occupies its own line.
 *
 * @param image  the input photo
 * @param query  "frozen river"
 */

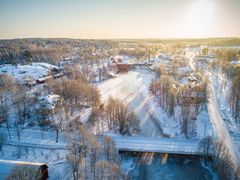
xmin=121 ymin=153 xmax=218 ymax=180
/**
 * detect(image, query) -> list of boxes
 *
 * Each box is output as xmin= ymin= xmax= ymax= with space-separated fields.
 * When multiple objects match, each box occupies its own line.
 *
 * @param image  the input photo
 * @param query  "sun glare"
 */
xmin=185 ymin=0 xmax=215 ymax=37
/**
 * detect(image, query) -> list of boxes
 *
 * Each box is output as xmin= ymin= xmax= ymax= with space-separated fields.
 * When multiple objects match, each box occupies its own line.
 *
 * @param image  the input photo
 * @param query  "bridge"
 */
xmin=106 ymin=134 xmax=203 ymax=156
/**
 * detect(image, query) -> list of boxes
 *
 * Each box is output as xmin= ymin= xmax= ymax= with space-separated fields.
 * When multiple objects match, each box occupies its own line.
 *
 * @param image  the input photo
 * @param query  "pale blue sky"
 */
xmin=0 ymin=0 xmax=240 ymax=39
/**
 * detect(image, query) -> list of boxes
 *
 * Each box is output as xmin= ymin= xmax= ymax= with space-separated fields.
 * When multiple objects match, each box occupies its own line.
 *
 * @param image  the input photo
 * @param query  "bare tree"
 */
xmin=48 ymin=78 xmax=100 ymax=116
xmin=0 ymin=133 xmax=6 ymax=152
xmin=13 ymin=121 xmax=23 ymax=141
xmin=65 ymin=118 xmax=122 ymax=180
xmin=105 ymin=97 xmax=140 ymax=135
xmin=230 ymin=73 xmax=240 ymax=126
xmin=180 ymin=105 xmax=196 ymax=138
xmin=198 ymin=136 xmax=213 ymax=165
xmin=49 ymin=101 xmax=65 ymax=143
xmin=14 ymin=83 xmax=29 ymax=124
xmin=66 ymin=120 xmax=93 ymax=180
xmin=95 ymin=161 xmax=123 ymax=180
xmin=149 ymin=76 xmax=176 ymax=116
xmin=35 ymin=109 xmax=51 ymax=139
xmin=0 ymin=74 xmax=17 ymax=103
xmin=0 ymin=103 xmax=11 ymax=139
xmin=103 ymin=137 xmax=118 ymax=162
xmin=212 ymin=140 xmax=237 ymax=180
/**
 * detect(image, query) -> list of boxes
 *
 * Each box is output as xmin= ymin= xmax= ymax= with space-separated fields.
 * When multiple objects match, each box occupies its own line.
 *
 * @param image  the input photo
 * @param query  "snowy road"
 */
xmin=0 ymin=127 xmax=66 ymax=149
xmin=208 ymin=75 xmax=240 ymax=167
xmin=107 ymin=135 xmax=201 ymax=155
xmin=5 ymin=141 xmax=65 ymax=150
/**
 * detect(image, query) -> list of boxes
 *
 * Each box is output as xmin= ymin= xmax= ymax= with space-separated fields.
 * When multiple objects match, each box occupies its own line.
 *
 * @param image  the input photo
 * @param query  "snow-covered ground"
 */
xmin=0 ymin=63 xmax=58 ymax=83
xmin=0 ymin=127 xmax=68 ymax=179
xmin=98 ymin=67 xmax=160 ymax=136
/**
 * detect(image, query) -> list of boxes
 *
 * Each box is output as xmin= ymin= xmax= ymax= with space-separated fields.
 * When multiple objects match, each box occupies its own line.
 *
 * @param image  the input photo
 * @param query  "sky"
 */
xmin=0 ymin=0 xmax=240 ymax=39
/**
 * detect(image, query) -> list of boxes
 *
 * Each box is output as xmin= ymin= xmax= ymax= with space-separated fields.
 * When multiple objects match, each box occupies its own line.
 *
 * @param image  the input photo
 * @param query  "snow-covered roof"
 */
xmin=179 ymin=74 xmax=200 ymax=85
xmin=0 ymin=159 xmax=45 ymax=180
xmin=36 ymin=94 xmax=62 ymax=110
xmin=230 ymin=60 xmax=240 ymax=65
xmin=32 ymin=63 xmax=59 ymax=70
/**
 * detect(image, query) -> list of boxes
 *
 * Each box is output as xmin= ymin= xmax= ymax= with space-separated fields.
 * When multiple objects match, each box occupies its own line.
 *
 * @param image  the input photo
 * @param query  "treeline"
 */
xmin=229 ymin=70 xmax=240 ymax=127
xmin=118 ymin=37 xmax=240 ymax=46
xmin=119 ymin=45 xmax=159 ymax=60
xmin=209 ymin=48 xmax=240 ymax=76
xmin=215 ymin=48 xmax=240 ymax=62
xmin=2 ymin=38 xmax=239 ymax=66
xmin=0 ymin=41 xmax=70 ymax=65
xmin=210 ymin=48 xmax=240 ymax=127
xmin=0 ymin=38 xmax=118 ymax=65
xmin=199 ymin=137 xmax=240 ymax=180
xmin=119 ymin=48 xmax=146 ymax=59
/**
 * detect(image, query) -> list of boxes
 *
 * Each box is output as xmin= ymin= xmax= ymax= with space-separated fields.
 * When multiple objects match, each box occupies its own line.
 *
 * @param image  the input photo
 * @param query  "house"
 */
xmin=110 ymin=57 xmax=131 ymax=73
xmin=178 ymin=73 xmax=206 ymax=106
xmin=116 ymin=64 xmax=131 ymax=73
xmin=180 ymin=84 xmax=206 ymax=106
xmin=0 ymin=159 xmax=48 ymax=180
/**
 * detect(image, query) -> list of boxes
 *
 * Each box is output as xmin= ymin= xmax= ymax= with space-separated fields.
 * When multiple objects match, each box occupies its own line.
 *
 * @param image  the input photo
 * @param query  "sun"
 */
xmin=185 ymin=0 xmax=215 ymax=38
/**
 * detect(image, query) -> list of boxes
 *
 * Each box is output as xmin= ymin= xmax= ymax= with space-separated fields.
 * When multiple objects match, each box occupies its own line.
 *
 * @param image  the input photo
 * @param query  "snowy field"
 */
xmin=98 ymin=67 xmax=160 ymax=136
xmin=0 ymin=63 xmax=58 ymax=83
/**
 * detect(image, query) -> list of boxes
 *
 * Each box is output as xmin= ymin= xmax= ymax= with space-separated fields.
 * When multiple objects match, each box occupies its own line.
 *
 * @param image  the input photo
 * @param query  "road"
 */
xmin=0 ymin=127 xmax=66 ymax=149
xmin=207 ymin=73 xmax=240 ymax=167
xmin=107 ymin=134 xmax=202 ymax=155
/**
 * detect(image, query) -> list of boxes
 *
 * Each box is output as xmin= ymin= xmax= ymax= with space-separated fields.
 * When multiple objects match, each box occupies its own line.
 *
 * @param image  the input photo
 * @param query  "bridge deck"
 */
xmin=107 ymin=135 xmax=202 ymax=155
